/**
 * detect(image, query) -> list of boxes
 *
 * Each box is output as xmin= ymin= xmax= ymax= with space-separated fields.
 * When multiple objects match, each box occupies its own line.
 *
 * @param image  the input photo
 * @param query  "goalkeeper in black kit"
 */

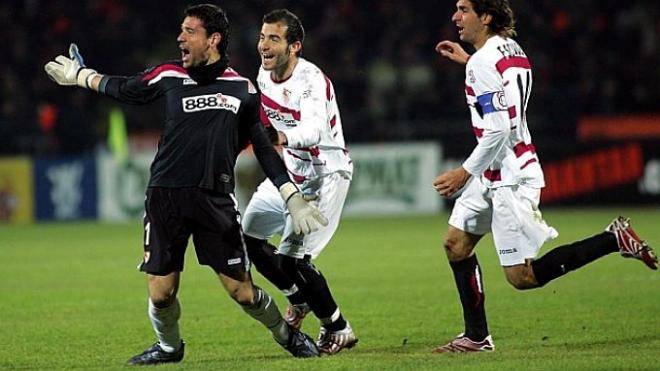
xmin=44 ymin=4 xmax=325 ymax=365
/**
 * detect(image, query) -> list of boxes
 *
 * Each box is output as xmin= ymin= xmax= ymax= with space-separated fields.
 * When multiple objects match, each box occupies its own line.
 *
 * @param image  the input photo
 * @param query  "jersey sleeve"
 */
xmin=461 ymin=57 xmax=512 ymax=176
xmin=243 ymin=87 xmax=290 ymax=188
xmin=98 ymin=65 xmax=167 ymax=105
xmin=282 ymin=69 xmax=326 ymax=148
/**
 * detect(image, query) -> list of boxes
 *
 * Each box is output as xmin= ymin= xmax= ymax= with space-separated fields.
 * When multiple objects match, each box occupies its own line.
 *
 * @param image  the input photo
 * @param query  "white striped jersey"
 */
xmin=257 ymin=58 xmax=353 ymax=184
xmin=462 ymin=35 xmax=544 ymax=189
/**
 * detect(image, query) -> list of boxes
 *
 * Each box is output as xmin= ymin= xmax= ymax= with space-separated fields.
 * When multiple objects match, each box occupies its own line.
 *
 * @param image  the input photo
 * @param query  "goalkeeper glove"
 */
xmin=44 ymin=43 xmax=98 ymax=88
xmin=279 ymin=182 xmax=329 ymax=235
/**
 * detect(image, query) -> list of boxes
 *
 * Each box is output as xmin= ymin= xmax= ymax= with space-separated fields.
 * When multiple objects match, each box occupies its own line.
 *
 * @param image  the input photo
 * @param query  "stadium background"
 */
xmin=1 ymin=0 xmax=659 ymax=222
xmin=1 ymin=0 xmax=659 ymax=223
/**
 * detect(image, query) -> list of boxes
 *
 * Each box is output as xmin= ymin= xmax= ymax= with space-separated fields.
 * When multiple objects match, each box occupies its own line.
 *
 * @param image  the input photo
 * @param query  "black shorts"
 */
xmin=139 ymin=187 xmax=250 ymax=280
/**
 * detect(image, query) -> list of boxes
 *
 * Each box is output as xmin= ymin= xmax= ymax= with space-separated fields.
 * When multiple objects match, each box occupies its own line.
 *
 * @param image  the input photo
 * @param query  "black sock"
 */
xmin=286 ymin=290 xmax=306 ymax=306
xmin=244 ymin=235 xmax=299 ymax=296
xmin=323 ymin=314 xmax=347 ymax=332
xmin=450 ymin=254 xmax=489 ymax=341
xmin=532 ymin=232 xmax=617 ymax=287
xmin=281 ymin=255 xmax=347 ymax=331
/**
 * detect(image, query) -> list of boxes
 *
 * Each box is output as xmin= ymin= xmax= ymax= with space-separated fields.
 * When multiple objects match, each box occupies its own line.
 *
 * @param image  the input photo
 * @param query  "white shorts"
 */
xmin=448 ymin=179 xmax=558 ymax=266
xmin=242 ymin=172 xmax=350 ymax=259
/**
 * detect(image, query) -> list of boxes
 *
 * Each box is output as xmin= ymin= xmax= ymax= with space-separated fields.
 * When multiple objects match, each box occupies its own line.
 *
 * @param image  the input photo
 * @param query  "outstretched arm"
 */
xmin=45 ymin=43 xmax=163 ymax=105
xmin=44 ymin=43 xmax=104 ymax=92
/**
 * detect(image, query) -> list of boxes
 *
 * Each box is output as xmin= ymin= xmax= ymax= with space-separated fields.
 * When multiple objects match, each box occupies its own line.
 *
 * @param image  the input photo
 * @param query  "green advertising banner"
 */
xmin=344 ymin=142 xmax=442 ymax=215
xmin=97 ymin=150 xmax=153 ymax=221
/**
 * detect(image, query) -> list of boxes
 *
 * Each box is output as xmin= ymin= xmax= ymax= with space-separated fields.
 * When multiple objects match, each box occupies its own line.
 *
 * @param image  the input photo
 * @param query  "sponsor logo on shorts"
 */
xmin=227 ymin=257 xmax=242 ymax=265
xmin=218 ymin=173 xmax=231 ymax=183
xmin=284 ymin=236 xmax=304 ymax=247
xmin=143 ymin=251 xmax=151 ymax=263
xmin=499 ymin=248 xmax=518 ymax=255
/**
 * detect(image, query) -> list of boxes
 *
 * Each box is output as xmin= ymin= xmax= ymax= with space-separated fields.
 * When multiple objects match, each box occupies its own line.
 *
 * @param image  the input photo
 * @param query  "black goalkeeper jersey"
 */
xmin=99 ymin=61 xmax=288 ymax=193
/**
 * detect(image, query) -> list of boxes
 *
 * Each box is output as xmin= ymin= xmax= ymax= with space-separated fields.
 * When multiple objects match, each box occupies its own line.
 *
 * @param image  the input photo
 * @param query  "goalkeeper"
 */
xmin=44 ymin=4 xmax=325 ymax=365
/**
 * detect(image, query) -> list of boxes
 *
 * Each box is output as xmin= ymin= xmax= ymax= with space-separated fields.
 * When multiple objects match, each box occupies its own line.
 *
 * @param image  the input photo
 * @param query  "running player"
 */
xmin=432 ymin=0 xmax=657 ymax=353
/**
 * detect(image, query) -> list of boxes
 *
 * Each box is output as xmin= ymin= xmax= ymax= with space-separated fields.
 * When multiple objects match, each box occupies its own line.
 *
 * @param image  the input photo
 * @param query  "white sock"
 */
xmin=148 ymin=298 xmax=182 ymax=353
xmin=241 ymin=288 xmax=290 ymax=345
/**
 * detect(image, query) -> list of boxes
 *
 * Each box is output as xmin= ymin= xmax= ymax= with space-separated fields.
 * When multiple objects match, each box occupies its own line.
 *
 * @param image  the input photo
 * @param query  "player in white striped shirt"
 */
xmin=242 ymin=9 xmax=357 ymax=355
xmin=432 ymin=0 xmax=657 ymax=354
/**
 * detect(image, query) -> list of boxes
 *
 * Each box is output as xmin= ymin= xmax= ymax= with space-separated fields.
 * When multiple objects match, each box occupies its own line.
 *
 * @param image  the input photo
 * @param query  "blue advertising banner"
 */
xmin=34 ymin=156 xmax=97 ymax=220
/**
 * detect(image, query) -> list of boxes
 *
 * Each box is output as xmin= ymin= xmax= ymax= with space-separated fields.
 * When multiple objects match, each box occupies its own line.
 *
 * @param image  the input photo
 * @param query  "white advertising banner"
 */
xmin=96 ymin=149 xmax=260 ymax=220
xmin=96 ymin=142 xmax=443 ymax=220
xmin=344 ymin=142 xmax=442 ymax=216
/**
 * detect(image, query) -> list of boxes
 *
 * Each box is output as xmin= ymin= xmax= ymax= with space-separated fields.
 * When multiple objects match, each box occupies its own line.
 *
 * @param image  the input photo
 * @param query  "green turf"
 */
xmin=1 ymin=208 xmax=659 ymax=370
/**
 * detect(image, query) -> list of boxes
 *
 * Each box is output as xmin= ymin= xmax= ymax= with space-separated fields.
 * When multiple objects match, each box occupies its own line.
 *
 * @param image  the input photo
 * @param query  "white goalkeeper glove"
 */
xmin=279 ymin=182 xmax=329 ymax=235
xmin=44 ymin=43 xmax=98 ymax=88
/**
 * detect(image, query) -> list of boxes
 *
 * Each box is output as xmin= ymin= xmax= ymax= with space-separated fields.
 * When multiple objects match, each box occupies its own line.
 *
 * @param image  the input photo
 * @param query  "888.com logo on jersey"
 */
xmin=182 ymin=93 xmax=241 ymax=114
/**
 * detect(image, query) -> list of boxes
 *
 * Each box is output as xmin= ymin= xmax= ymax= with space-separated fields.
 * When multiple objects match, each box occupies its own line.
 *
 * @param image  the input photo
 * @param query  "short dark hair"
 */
xmin=184 ymin=4 xmax=230 ymax=57
xmin=469 ymin=0 xmax=517 ymax=38
xmin=262 ymin=9 xmax=305 ymax=56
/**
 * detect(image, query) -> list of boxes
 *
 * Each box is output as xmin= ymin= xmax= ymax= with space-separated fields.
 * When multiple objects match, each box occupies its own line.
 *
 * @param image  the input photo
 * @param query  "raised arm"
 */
xmin=435 ymin=40 xmax=471 ymax=65
xmin=44 ymin=43 xmax=104 ymax=91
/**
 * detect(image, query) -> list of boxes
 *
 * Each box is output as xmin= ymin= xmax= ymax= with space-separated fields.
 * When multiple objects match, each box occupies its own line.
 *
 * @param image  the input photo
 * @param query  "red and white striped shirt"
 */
xmin=462 ymin=35 xmax=544 ymax=189
xmin=257 ymin=58 xmax=352 ymax=184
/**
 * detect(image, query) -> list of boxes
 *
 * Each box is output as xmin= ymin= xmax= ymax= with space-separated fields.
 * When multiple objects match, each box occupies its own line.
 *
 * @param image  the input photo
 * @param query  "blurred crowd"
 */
xmin=1 ymin=0 xmax=658 ymax=156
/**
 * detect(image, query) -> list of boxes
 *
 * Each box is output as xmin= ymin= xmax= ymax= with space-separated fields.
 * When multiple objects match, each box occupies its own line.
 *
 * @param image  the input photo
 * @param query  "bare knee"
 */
xmin=148 ymin=274 xmax=179 ymax=307
xmin=219 ymin=272 xmax=255 ymax=305
xmin=504 ymin=265 xmax=539 ymax=290
xmin=443 ymin=227 xmax=481 ymax=262
xmin=444 ymin=236 xmax=472 ymax=262
xmin=228 ymin=284 xmax=255 ymax=305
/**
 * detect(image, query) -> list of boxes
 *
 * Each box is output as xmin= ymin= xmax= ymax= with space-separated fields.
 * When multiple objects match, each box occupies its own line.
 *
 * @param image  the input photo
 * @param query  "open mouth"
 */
xmin=181 ymin=47 xmax=190 ymax=62
xmin=457 ymin=26 xmax=465 ymax=35
xmin=262 ymin=53 xmax=274 ymax=63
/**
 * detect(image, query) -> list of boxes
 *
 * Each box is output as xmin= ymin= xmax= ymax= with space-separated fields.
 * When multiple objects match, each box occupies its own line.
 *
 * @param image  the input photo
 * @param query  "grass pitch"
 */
xmin=1 ymin=208 xmax=659 ymax=370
